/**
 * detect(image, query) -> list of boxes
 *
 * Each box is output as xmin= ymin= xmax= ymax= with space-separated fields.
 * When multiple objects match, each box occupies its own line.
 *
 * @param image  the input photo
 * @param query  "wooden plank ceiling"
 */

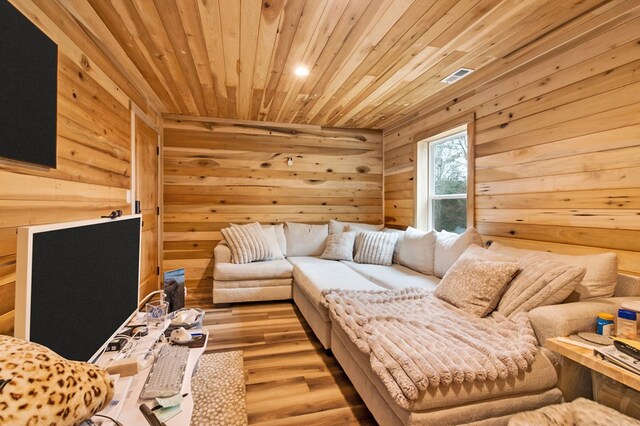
xmin=57 ymin=0 xmax=613 ymax=129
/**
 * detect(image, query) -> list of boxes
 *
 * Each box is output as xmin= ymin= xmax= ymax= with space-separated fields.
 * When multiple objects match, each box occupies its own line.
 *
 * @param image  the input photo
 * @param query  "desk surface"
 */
xmin=545 ymin=338 xmax=640 ymax=392
xmin=96 ymin=316 xmax=207 ymax=425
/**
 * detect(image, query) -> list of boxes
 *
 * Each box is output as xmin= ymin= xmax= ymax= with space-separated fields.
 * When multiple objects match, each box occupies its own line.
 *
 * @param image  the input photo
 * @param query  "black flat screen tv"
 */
xmin=15 ymin=215 xmax=142 ymax=362
xmin=0 ymin=0 xmax=58 ymax=168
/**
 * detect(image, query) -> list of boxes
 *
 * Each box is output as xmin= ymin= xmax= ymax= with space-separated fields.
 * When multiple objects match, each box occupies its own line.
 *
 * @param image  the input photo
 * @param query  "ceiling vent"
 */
xmin=440 ymin=67 xmax=474 ymax=84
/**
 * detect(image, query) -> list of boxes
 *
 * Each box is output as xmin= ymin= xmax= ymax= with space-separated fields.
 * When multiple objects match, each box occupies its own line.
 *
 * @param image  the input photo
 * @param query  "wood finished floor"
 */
xmin=190 ymin=299 xmax=377 ymax=425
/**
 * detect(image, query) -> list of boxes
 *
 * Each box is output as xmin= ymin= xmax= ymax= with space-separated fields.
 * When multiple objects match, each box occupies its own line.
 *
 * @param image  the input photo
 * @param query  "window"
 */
xmin=417 ymin=127 xmax=468 ymax=233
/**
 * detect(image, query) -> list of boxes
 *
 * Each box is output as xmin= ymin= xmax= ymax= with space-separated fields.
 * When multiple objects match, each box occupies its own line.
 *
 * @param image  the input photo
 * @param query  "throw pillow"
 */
xmin=221 ymin=222 xmax=274 ymax=264
xmin=434 ymin=227 xmax=484 ymax=278
xmin=383 ymin=228 xmax=405 ymax=264
xmin=435 ymin=257 xmax=520 ymax=317
xmin=488 ymin=242 xmax=618 ymax=301
xmin=498 ymin=253 xmax=586 ymax=317
xmin=354 ymin=231 xmax=398 ymax=266
xmin=321 ymin=231 xmax=356 ymax=261
xmin=0 ymin=335 xmax=114 ymax=426
xmin=262 ymin=226 xmax=285 ymax=260
xmin=285 ymin=222 xmax=329 ymax=256
xmin=397 ymin=226 xmax=436 ymax=275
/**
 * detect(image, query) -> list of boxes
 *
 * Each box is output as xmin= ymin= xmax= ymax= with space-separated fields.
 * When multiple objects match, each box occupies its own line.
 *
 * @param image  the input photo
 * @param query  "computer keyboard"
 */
xmin=140 ymin=344 xmax=190 ymax=399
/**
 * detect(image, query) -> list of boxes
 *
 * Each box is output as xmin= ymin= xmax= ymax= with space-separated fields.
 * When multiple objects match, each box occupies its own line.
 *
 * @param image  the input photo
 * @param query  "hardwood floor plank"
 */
xmin=188 ymin=300 xmax=376 ymax=425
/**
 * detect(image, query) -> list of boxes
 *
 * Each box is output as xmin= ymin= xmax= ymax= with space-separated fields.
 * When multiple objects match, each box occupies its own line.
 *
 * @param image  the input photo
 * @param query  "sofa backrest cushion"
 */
xmin=285 ymin=222 xmax=329 ymax=256
xmin=354 ymin=231 xmax=398 ymax=266
xmin=261 ymin=223 xmax=287 ymax=257
xmin=329 ymin=219 xmax=384 ymax=234
xmin=498 ymin=253 xmax=585 ymax=317
xmin=488 ymin=242 xmax=618 ymax=301
xmin=434 ymin=227 xmax=484 ymax=278
xmin=397 ymin=226 xmax=436 ymax=275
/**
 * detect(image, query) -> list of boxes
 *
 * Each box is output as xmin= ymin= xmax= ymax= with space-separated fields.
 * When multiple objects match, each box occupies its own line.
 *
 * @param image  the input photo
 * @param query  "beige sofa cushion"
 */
xmin=488 ymin=242 xmax=618 ymax=301
xmin=341 ymin=261 xmax=440 ymax=291
xmin=434 ymin=227 xmax=484 ymax=278
xmin=261 ymin=223 xmax=287 ymax=257
xmin=288 ymin=256 xmax=382 ymax=320
xmin=214 ymin=259 xmax=293 ymax=281
xmin=329 ymin=219 xmax=383 ymax=234
xmin=498 ymin=253 xmax=585 ymax=317
xmin=285 ymin=222 xmax=328 ymax=256
xmin=398 ymin=227 xmax=436 ymax=275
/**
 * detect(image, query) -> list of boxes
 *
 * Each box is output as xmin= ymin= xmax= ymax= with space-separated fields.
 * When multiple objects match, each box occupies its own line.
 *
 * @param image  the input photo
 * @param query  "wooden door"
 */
xmin=135 ymin=116 xmax=160 ymax=301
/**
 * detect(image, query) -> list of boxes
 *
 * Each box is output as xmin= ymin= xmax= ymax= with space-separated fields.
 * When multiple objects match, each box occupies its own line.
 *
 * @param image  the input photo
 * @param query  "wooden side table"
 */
xmin=545 ymin=338 xmax=640 ymax=392
xmin=546 ymin=337 xmax=640 ymax=419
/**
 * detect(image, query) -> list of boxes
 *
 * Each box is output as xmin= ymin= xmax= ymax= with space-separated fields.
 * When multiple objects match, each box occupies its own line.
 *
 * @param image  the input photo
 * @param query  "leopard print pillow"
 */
xmin=0 ymin=335 xmax=114 ymax=426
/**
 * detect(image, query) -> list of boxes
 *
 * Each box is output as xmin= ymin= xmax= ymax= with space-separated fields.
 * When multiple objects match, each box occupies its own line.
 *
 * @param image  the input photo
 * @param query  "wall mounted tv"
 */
xmin=15 ymin=215 xmax=142 ymax=362
xmin=0 ymin=0 xmax=58 ymax=168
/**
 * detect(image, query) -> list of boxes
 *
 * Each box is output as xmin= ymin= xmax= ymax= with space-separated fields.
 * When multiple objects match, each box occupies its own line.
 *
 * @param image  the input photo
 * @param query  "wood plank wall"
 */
xmin=383 ymin=7 xmax=640 ymax=277
xmin=162 ymin=116 xmax=382 ymax=302
xmin=0 ymin=0 xmax=160 ymax=335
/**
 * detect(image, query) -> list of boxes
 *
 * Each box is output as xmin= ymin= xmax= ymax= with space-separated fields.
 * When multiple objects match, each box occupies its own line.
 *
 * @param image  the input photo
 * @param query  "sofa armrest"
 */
xmin=214 ymin=241 xmax=231 ymax=264
xmin=528 ymin=297 xmax=639 ymax=345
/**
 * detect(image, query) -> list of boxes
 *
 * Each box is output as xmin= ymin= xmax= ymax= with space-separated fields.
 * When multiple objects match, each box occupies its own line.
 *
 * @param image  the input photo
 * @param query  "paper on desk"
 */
xmin=155 ymin=405 xmax=182 ymax=422
xmin=155 ymin=393 xmax=184 ymax=408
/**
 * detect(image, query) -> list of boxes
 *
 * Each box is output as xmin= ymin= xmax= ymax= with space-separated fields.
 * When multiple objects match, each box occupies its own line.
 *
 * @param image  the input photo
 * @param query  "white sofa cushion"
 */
xmin=354 ymin=231 xmax=398 ymax=266
xmin=288 ymin=256 xmax=382 ymax=320
xmin=398 ymin=227 xmax=436 ymax=275
xmin=488 ymin=242 xmax=618 ymax=301
xmin=214 ymin=259 xmax=293 ymax=281
xmin=434 ymin=227 xmax=484 ymax=278
xmin=261 ymin=223 xmax=287 ymax=257
xmin=285 ymin=222 xmax=328 ymax=256
xmin=329 ymin=219 xmax=384 ymax=234
xmin=321 ymin=231 xmax=356 ymax=261
xmin=341 ymin=261 xmax=440 ymax=291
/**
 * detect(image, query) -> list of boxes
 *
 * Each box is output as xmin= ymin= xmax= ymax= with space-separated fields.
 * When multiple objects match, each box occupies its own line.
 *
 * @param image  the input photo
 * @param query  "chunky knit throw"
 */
xmin=323 ymin=288 xmax=538 ymax=409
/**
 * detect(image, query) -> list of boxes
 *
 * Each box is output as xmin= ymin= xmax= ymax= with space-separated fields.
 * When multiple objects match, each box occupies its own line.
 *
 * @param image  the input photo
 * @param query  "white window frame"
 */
xmin=416 ymin=125 xmax=468 ymax=232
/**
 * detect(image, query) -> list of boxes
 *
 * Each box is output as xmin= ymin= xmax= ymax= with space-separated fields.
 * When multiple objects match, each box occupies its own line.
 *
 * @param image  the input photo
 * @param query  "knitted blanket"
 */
xmin=323 ymin=288 xmax=538 ymax=409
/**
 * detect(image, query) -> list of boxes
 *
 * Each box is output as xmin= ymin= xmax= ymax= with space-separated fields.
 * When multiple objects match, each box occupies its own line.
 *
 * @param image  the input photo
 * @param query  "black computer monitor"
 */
xmin=15 ymin=215 xmax=141 ymax=362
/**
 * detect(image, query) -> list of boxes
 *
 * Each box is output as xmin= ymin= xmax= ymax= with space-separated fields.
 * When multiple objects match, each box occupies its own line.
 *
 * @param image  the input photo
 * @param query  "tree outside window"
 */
xmin=429 ymin=132 xmax=467 ymax=233
xmin=417 ymin=128 xmax=468 ymax=233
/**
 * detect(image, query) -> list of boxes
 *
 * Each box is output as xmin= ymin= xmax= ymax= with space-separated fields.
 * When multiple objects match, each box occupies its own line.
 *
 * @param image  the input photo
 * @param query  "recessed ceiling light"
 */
xmin=294 ymin=66 xmax=310 ymax=77
xmin=440 ymin=67 xmax=474 ymax=84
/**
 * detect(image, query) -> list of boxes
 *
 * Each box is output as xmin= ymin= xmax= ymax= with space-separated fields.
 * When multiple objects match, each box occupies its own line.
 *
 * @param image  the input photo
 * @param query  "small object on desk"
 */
xmin=577 ymin=332 xmax=613 ymax=346
xmin=132 ymin=326 xmax=149 ymax=337
xmin=169 ymin=327 xmax=192 ymax=344
xmin=140 ymin=344 xmax=189 ymax=399
xmin=596 ymin=312 xmax=615 ymax=336
xmin=617 ymin=309 xmax=638 ymax=340
xmin=139 ymin=404 xmax=166 ymax=426
xmin=594 ymin=345 xmax=640 ymax=375
xmin=153 ymin=393 xmax=186 ymax=410
xmin=613 ymin=338 xmax=640 ymax=362
xmin=106 ymin=337 xmax=129 ymax=352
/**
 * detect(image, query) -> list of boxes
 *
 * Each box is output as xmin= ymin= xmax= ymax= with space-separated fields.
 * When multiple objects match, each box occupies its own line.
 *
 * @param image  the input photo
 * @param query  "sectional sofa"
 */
xmin=213 ymin=221 xmax=640 ymax=425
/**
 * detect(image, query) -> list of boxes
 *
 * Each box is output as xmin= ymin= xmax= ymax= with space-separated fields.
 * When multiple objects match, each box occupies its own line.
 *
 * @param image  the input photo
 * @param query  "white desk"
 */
xmin=96 ymin=316 xmax=208 ymax=425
